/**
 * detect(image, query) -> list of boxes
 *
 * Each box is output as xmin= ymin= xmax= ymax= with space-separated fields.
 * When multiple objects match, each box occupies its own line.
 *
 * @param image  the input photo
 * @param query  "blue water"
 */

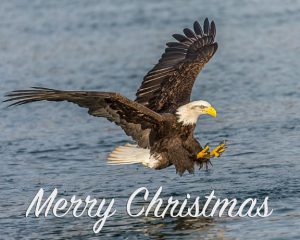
xmin=1 ymin=0 xmax=300 ymax=239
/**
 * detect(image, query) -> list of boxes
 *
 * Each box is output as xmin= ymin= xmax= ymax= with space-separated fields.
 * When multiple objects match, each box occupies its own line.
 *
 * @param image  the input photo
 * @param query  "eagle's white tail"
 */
xmin=107 ymin=143 xmax=160 ymax=168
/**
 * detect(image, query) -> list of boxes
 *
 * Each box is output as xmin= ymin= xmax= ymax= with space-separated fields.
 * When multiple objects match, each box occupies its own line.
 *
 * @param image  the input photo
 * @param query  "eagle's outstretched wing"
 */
xmin=135 ymin=18 xmax=218 ymax=113
xmin=4 ymin=87 xmax=163 ymax=147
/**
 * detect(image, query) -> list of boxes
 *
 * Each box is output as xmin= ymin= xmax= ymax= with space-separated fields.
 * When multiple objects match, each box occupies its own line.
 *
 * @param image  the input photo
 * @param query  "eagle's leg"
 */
xmin=209 ymin=140 xmax=227 ymax=158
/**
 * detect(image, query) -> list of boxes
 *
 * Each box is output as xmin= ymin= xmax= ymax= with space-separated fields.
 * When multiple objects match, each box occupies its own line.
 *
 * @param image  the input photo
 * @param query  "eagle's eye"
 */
xmin=192 ymin=105 xmax=206 ymax=110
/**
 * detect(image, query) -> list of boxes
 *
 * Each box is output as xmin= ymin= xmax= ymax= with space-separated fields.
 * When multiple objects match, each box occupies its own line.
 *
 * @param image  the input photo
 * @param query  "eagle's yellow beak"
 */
xmin=205 ymin=106 xmax=217 ymax=118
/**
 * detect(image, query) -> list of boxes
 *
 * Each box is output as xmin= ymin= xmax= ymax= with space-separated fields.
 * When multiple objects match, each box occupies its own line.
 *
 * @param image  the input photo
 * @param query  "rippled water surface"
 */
xmin=1 ymin=0 xmax=300 ymax=239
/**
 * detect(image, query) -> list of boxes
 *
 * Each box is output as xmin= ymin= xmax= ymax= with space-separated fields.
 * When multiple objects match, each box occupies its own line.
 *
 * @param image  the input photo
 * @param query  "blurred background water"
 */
xmin=0 ymin=0 xmax=300 ymax=239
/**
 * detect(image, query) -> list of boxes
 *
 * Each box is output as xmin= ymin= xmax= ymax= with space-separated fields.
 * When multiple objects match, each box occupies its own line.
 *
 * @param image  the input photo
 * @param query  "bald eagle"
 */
xmin=4 ymin=18 xmax=226 ymax=175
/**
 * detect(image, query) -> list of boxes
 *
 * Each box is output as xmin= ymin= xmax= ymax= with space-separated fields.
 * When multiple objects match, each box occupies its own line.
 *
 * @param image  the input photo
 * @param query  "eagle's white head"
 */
xmin=176 ymin=100 xmax=217 ymax=126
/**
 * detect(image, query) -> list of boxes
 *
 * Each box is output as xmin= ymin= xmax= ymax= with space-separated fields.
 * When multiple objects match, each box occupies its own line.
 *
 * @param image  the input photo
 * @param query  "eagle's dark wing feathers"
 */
xmin=135 ymin=18 xmax=218 ymax=113
xmin=4 ymin=87 xmax=163 ymax=147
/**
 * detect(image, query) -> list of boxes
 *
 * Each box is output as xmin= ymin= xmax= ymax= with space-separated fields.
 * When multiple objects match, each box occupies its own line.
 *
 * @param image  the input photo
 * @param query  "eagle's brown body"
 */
xmin=4 ymin=18 xmax=223 ymax=175
xmin=148 ymin=114 xmax=201 ymax=173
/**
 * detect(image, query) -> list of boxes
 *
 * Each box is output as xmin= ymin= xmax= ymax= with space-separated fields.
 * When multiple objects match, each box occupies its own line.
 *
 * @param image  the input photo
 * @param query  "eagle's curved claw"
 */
xmin=210 ymin=140 xmax=227 ymax=158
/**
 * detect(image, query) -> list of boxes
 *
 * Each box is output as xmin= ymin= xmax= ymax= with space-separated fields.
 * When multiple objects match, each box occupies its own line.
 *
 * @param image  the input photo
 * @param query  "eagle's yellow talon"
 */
xmin=197 ymin=141 xmax=226 ymax=160
xmin=197 ymin=144 xmax=210 ymax=159
xmin=203 ymin=145 xmax=210 ymax=151
xmin=210 ymin=141 xmax=227 ymax=158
